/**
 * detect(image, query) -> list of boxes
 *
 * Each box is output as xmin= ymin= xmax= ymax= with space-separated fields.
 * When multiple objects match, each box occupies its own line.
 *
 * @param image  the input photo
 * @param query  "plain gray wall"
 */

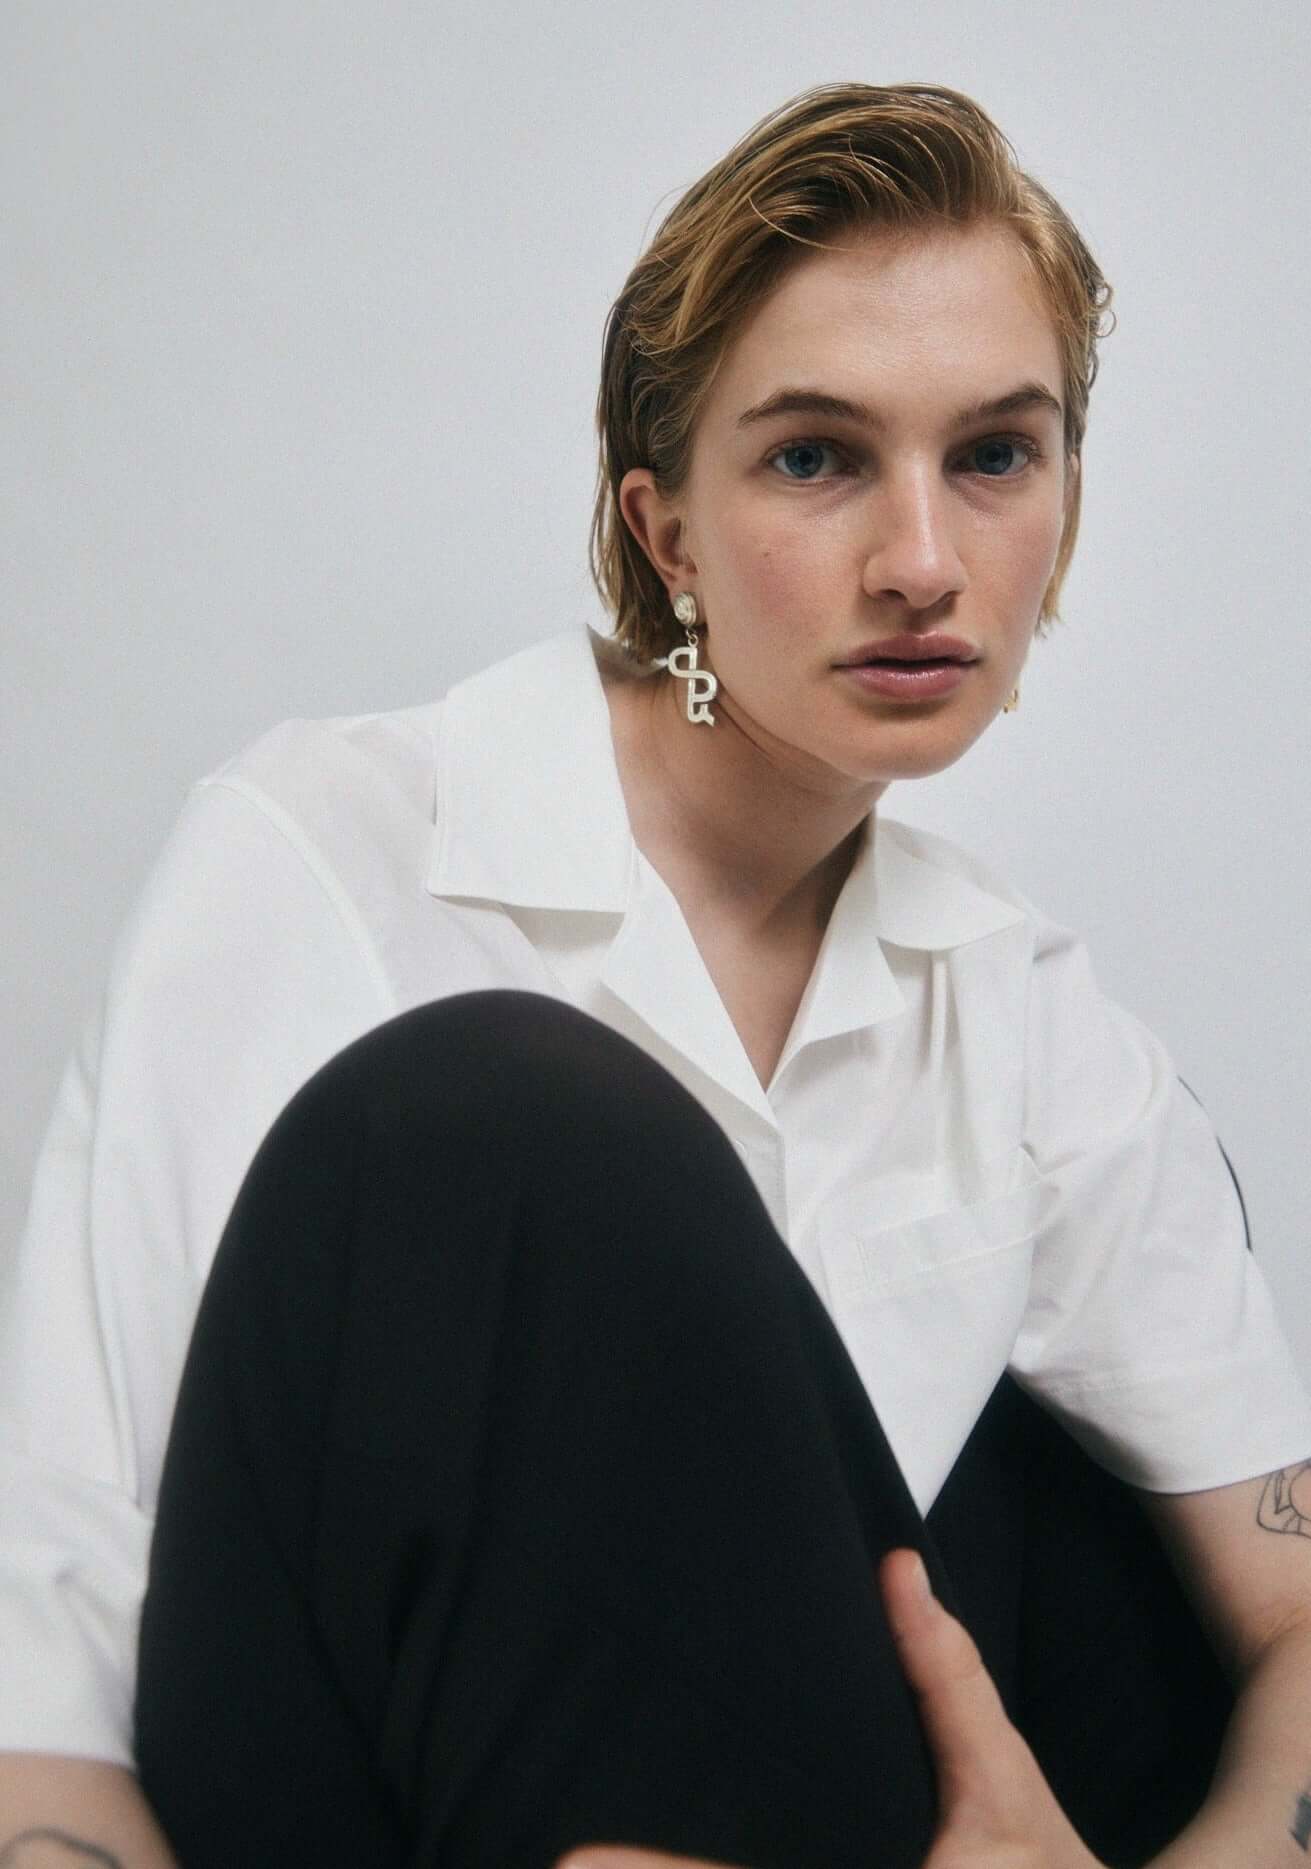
xmin=6 ymin=0 xmax=1309 ymax=1378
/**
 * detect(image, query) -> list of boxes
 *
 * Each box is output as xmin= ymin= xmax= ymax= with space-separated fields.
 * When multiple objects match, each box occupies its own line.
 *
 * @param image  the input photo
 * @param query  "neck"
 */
xmin=597 ymin=636 xmax=884 ymax=942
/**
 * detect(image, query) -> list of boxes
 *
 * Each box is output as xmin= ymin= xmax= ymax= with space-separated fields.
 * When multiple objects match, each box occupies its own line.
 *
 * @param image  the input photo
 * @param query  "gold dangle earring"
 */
xmin=1002 ymin=686 xmax=1020 ymax=714
xmin=651 ymin=592 xmax=718 ymax=725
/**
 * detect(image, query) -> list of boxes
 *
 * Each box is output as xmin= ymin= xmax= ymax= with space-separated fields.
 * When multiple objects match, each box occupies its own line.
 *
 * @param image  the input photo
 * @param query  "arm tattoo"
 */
xmin=1291 ymin=1785 xmax=1311 ymax=1851
xmin=0 ymin=1832 xmax=124 ymax=1867
xmin=1257 ymin=1468 xmax=1311 ymax=1850
xmin=1257 ymin=1462 xmax=1311 ymax=1539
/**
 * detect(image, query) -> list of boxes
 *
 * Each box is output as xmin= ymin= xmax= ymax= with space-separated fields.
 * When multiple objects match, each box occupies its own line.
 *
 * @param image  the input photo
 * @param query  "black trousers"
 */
xmin=134 ymin=992 xmax=1232 ymax=1869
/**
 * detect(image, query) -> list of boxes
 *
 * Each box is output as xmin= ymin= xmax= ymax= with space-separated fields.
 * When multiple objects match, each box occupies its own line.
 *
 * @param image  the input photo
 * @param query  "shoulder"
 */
xmin=186 ymin=627 xmax=587 ymax=846
xmin=107 ymin=695 xmax=452 ymax=1015
xmin=152 ymin=696 xmax=453 ymax=920
xmin=196 ymin=696 xmax=446 ymax=831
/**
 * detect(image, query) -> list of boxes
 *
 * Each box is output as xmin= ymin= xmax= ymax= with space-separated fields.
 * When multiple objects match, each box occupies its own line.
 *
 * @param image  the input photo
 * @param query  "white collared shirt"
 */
xmin=5 ymin=625 xmax=1310 ymax=1762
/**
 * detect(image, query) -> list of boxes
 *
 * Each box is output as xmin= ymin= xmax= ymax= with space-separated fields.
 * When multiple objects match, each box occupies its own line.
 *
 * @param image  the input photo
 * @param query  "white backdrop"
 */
xmin=5 ymin=0 xmax=1309 ymax=1378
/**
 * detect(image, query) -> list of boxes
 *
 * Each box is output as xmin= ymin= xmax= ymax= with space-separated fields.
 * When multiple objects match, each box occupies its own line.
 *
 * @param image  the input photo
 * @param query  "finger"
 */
xmin=879 ymin=1547 xmax=1028 ymax=1798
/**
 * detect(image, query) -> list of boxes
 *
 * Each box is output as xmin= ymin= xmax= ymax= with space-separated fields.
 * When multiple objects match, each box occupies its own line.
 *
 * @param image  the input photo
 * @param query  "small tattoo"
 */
xmin=1291 ymin=1787 xmax=1311 ymax=1851
xmin=1257 ymin=1463 xmax=1311 ymax=1539
xmin=0 ymin=1831 xmax=125 ymax=1867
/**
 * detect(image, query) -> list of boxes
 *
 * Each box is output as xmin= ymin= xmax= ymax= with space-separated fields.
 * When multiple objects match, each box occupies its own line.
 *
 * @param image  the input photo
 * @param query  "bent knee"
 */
xmin=299 ymin=990 xmax=708 ymax=1159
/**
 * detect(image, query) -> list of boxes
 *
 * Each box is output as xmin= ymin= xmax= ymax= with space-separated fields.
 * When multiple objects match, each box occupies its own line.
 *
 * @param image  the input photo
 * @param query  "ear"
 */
xmin=618 ymin=467 xmax=698 ymax=598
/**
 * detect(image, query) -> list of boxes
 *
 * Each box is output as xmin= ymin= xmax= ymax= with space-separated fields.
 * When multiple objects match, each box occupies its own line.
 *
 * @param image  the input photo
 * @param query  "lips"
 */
xmin=838 ymin=632 xmax=979 ymax=665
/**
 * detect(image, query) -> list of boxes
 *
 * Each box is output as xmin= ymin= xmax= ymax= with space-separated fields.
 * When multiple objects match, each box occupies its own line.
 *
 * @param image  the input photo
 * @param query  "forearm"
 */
xmin=1147 ymin=1621 xmax=1311 ymax=1869
xmin=0 ymin=1755 xmax=179 ymax=1868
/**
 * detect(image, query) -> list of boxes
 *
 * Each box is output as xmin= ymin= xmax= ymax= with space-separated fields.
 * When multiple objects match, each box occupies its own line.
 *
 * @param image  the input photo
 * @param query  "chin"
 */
xmin=840 ymin=718 xmax=987 ymax=781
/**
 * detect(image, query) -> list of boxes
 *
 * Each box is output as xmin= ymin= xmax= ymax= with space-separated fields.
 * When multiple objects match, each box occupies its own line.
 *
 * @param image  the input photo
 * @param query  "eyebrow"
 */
xmin=734 ymin=381 xmax=1065 ymax=436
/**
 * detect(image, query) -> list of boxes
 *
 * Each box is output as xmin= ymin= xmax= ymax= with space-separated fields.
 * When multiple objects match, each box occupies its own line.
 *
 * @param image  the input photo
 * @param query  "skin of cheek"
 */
xmin=689 ymin=493 xmax=1062 ymax=783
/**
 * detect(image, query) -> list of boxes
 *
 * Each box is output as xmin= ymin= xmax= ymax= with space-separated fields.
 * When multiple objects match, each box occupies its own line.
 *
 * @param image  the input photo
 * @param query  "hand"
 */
xmin=876 ymin=1545 xmax=1107 ymax=1868
xmin=555 ymin=1548 xmax=1108 ymax=1869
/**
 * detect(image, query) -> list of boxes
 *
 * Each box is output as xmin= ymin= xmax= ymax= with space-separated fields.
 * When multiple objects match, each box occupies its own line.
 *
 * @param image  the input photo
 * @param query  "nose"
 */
xmin=860 ymin=465 xmax=967 ymax=612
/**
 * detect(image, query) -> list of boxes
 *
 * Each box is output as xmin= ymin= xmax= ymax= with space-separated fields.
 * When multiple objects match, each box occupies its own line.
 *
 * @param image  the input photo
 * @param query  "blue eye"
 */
xmin=771 ymin=440 xmax=846 ymax=481
xmin=970 ymin=436 xmax=1038 ymax=477
xmin=767 ymin=433 xmax=1044 ymax=483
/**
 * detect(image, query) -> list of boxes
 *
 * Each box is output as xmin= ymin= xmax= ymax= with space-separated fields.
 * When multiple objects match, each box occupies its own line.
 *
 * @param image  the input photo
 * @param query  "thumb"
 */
xmin=879 ymin=1547 xmax=1026 ymax=1800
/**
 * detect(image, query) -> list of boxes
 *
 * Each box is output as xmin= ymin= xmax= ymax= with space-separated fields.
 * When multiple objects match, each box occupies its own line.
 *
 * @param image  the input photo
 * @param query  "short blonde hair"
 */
xmin=588 ymin=81 xmax=1116 ymax=664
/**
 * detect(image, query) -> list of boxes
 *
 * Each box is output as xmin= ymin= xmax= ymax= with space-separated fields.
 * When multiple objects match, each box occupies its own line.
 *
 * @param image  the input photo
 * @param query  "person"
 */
xmin=2 ymin=78 xmax=1310 ymax=1869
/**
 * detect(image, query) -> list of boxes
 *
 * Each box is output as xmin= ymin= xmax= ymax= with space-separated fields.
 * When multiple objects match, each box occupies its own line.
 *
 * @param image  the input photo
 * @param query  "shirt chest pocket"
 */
xmin=817 ymin=1163 xmax=1059 ymax=1516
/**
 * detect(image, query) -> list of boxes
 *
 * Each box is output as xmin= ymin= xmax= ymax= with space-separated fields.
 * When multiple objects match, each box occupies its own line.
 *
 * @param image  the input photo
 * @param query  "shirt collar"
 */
xmin=428 ymin=627 xmax=633 ymax=912
xmin=426 ymin=624 xmax=1027 ymax=953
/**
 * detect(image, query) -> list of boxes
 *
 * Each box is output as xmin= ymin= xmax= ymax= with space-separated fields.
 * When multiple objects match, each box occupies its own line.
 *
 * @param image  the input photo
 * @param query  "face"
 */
xmin=620 ymin=220 xmax=1076 ymax=791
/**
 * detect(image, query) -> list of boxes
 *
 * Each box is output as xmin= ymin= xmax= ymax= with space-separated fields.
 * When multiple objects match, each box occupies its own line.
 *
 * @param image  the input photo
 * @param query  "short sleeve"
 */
xmin=0 ymin=772 xmax=392 ymax=1760
xmin=1009 ymin=912 xmax=1311 ymax=1492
